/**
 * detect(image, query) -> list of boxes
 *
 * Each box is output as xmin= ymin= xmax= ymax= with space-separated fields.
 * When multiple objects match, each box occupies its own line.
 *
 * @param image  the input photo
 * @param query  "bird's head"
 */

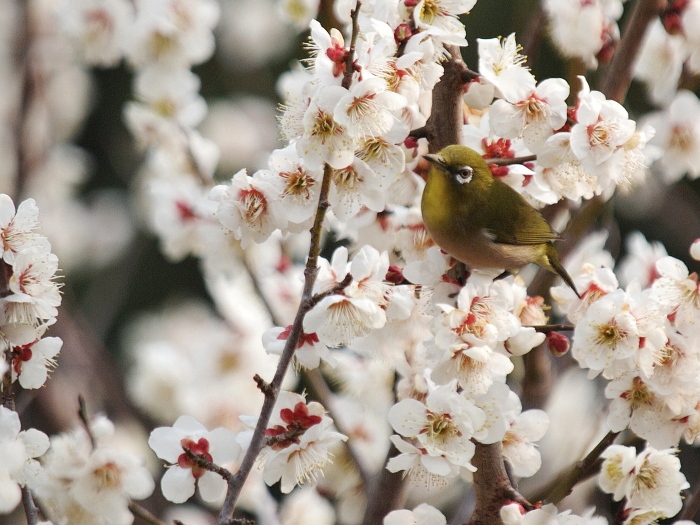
xmin=423 ymin=145 xmax=491 ymax=188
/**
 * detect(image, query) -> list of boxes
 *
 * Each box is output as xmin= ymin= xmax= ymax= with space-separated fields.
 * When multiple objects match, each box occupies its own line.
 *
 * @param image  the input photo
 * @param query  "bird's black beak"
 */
xmin=423 ymin=154 xmax=448 ymax=170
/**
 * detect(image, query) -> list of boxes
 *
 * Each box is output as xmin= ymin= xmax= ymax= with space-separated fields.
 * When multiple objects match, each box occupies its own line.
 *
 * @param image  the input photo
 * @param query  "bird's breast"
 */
xmin=427 ymin=227 xmax=544 ymax=271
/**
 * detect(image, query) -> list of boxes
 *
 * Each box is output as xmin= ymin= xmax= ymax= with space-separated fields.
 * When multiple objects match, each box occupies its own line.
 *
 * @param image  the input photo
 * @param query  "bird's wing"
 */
xmin=482 ymin=181 xmax=560 ymax=246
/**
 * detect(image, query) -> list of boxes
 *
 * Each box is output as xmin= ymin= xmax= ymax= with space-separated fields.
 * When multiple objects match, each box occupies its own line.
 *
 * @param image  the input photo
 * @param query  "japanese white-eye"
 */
xmin=421 ymin=145 xmax=580 ymax=298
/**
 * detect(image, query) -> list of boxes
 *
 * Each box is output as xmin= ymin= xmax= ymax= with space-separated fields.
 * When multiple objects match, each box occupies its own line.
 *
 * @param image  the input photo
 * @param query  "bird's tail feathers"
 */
xmin=543 ymin=244 xmax=581 ymax=299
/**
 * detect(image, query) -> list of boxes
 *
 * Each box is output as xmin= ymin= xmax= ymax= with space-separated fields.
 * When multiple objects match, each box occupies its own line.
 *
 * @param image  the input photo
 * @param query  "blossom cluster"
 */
xmin=551 ymin=234 xmax=700 ymax=456
xmin=0 ymin=195 xmax=62 ymax=391
xmin=35 ymin=416 xmax=154 ymax=525
xmin=599 ymin=444 xmax=689 ymax=522
xmin=35 ymin=0 xmax=700 ymax=523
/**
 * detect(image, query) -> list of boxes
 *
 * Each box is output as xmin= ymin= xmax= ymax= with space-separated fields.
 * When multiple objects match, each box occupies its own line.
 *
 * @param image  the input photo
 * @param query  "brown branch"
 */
xmin=360 ymin=442 xmax=406 ymax=525
xmin=527 ymin=324 xmax=575 ymax=333
xmin=680 ymin=481 xmax=700 ymax=521
xmin=601 ymin=0 xmax=666 ymax=102
xmin=21 ymin=486 xmax=39 ymax=525
xmin=425 ymin=45 xmax=470 ymax=151
xmin=183 ymin=446 xmax=234 ymax=483
xmin=1 ymin=350 xmax=13 ymax=410
xmin=531 ymin=430 xmax=619 ymax=504
xmin=485 ymin=155 xmax=537 ymax=166
xmin=467 ymin=442 xmax=516 ymax=525
xmin=342 ymin=0 xmax=363 ymax=90
xmin=216 ymin=163 xmax=334 ymax=523
xmin=128 ymin=502 xmax=168 ymax=525
xmin=306 ymin=273 xmax=353 ymax=309
xmin=78 ymin=395 xmax=97 ymax=450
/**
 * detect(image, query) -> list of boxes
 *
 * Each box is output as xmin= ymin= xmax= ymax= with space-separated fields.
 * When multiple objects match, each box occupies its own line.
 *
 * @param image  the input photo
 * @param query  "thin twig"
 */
xmin=342 ymin=1 xmax=363 ymax=90
xmin=128 ymin=502 xmax=168 ymax=525
xmin=485 ymin=155 xmax=537 ymax=166
xmin=217 ymin=163 xmax=334 ymax=523
xmin=183 ymin=446 xmax=234 ymax=483
xmin=680 ymin=482 xmax=700 ymax=521
xmin=78 ymin=395 xmax=96 ymax=450
xmin=21 ymin=486 xmax=39 ymax=525
xmin=1 ymin=350 xmax=13 ymax=410
xmin=601 ymin=0 xmax=666 ymax=102
xmin=304 ymin=368 xmax=372 ymax=489
xmin=531 ymin=430 xmax=619 ymax=504
xmin=527 ymin=324 xmax=575 ymax=333
xmin=305 ymin=273 xmax=353 ymax=310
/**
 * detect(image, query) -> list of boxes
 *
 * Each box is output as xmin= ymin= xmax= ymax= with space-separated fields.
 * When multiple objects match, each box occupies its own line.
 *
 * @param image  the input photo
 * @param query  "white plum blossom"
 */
xmin=599 ymin=445 xmax=689 ymax=519
xmin=645 ymin=90 xmax=700 ymax=183
xmin=148 ymin=415 xmax=239 ymax=503
xmin=501 ymin=408 xmax=549 ymax=477
xmin=10 ymin=336 xmax=62 ymax=390
xmin=260 ymin=145 xmax=323 ymax=229
xmin=36 ymin=417 xmax=154 ymax=524
xmin=544 ymin=0 xmax=622 ymax=67
xmin=633 ymin=19 xmax=686 ymax=105
xmin=246 ymin=391 xmax=346 ymax=494
xmin=617 ymin=231 xmax=668 ymax=289
xmin=130 ymin=66 xmax=208 ymax=128
xmin=70 ymin=447 xmax=155 ymax=523
xmin=0 ymin=195 xmax=51 ymax=264
xmin=3 ymin=249 xmax=61 ymax=326
xmin=489 ymin=78 xmax=570 ymax=152
xmin=570 ymin=79 xmax=636 ymax=177
xmin=478 ymin=34 xmax=536 ymax=102
xmin=386 ymin=433 xmax=460 ymax=486
xmin=298 ymin=86 xmax=356 ymax=170
xmin=333 ymin=77 xmax=407 ymax=140
xmin=124 ymin=0 xmax=220 ymax=68
xmin=572 ymin=290 xmax=641 ymax=376
xmin=384 ymin=503 xmax=447 ymax=525
xmin=0 ymin=407 xmax=49 ymax=514
xmin=210 ymin=169 xmax=284 ymax=248
xmin=56 ymin=0 xmax=133 ymax=66
xmin=304 ymin=246 xmax=389 ymax=347
xmin=651 ymin=257 xmax=700 ymax=327
xmin=388 ymin=386 xmax=485 ymax=471
xmin=328 ymin=158 xmax=388 ymax=221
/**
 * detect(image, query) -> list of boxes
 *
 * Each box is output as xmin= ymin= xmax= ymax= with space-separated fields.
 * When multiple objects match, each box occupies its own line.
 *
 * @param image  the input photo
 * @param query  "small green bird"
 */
xmin=421 ymin=144 xmax=580 ymax=298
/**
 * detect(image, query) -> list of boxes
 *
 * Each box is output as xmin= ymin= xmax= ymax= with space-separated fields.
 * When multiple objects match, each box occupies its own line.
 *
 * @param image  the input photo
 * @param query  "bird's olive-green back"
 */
xmin=422 ymin=145 xmax=559 ymax=246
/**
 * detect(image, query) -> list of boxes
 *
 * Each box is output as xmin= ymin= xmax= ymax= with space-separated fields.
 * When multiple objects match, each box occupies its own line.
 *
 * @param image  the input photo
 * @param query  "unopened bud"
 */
xmin=690 ymin=238 xmax=700 ymax=261
xmin=394 ymin=23 xmax=413 ymax=42
xmin=386 ymin=265 xmax=405 ymax=285
xmin=546 ymin=331 xmax=570 ymax=357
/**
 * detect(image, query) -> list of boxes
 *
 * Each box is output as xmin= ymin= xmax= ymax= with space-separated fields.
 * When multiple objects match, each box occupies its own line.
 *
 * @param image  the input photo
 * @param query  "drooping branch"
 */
xmin=601 ymin=0 xmax=666 ymax=102
xmin=21 ymin=486 xmax=39 ymax=525
xmin=128 ymin=502 xmax=168 ymax=525
xmin=217 ymin=163 xmax=334 ymax=523
xmin=531 ymin=430 xmax=619 ymax=504
xmin=305 ymin=368 xmax=371 ymax=489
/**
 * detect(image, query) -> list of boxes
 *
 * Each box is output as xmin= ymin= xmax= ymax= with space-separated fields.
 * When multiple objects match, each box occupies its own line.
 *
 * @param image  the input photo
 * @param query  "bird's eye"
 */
xmin=454 ymin=166 xmax=473 ymax=184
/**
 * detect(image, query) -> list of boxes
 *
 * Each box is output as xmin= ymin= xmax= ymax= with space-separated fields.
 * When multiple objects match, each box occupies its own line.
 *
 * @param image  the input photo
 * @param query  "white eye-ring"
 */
xmin=454 ymin=166 xmax=473 ymax=184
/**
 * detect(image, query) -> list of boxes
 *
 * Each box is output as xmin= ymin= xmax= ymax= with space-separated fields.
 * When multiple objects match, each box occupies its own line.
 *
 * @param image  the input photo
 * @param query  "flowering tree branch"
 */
xmin=128 ymin=502 xmax=167 ymax=525
xmin=182 ymin=445 xmax=234 ymax=482
xmin=343 ymin=1 xmax=363 ymax=90
xmin=217 ymin=155 xmax=334 ymax=523
xmin=21 ymin=486 xmax=39 ymax=525
xmin=531 ymin=430 xmax=620 ymax=504
xmin=528 ymin=324 xmax=575 ymax=333
xmin=601 ymin=0 xmax=667 ymax=102
xmin=305 ymin=368 xmax=372 ymax=489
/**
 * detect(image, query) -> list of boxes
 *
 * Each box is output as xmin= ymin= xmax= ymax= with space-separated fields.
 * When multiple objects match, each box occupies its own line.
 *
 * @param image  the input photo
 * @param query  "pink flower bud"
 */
xmin=546 ymin=331 xmax=570 ymax=357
